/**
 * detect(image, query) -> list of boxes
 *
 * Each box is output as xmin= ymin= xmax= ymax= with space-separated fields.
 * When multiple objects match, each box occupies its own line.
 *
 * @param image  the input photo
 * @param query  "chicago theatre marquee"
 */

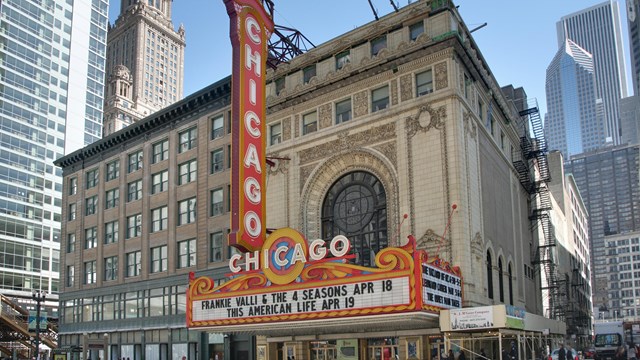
xmin=187 ymin=0 xmax=529 ymax=359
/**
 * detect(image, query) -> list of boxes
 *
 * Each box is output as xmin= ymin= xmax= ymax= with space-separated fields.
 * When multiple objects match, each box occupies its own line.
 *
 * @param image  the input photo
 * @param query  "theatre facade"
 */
xmin=55 ymin=0 xmax=557 ymax=359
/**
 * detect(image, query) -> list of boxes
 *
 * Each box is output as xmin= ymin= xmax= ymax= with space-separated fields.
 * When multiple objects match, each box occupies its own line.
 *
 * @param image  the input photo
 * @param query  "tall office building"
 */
xmin=628 ymin=0 xmax=640 ymax=96
xmin=557 ymin=0 xmax=628 ymax=145
xmin=545 ymin=39 xmax=605 ymax=158
xmin=0 ymin=0 xmax=109 ymax=309
xmin=565 ymin=144 xmax=640 ymax=316
xmin=102 ymin=0 xmax=185 ymax=136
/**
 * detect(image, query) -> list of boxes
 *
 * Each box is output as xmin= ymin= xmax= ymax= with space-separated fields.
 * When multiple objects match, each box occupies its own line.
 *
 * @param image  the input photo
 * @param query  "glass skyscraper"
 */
xmin=0 ymin=0 xmax=108 ymax=308
xmin=545 ymin=39 xmax=606 ymax=158
xmin=556 ymin=0 xmax=628 ymax=145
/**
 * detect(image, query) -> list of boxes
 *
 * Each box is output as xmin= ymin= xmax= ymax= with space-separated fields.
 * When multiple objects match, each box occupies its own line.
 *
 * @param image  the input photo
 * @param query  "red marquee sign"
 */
xmin=224 ymin=0 xmax=274 ymax=252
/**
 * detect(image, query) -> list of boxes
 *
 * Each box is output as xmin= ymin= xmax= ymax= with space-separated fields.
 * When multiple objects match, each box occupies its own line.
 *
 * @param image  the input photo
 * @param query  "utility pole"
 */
xmin=32 ymin=290 xmax=46 ymax=360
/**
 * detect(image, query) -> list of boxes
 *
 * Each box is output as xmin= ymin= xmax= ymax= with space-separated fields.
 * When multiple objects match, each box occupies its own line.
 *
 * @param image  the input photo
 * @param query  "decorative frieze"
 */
xmin=390 ymin=79 xmax=399 ymax=106
xmin=435 ymin=61 xmax=448 ymax=90
xmin=282 ymin=117 xmax=291 ymax=141
xmin=406 ymin=103 xmax=447 ymax=138
xmin=318 ymin=103 xmax=332 ymax=130
xmin=400 ymin=74 xmax=413 ymax=102
xmin=353 ymin=91 xmax=369 ymax=118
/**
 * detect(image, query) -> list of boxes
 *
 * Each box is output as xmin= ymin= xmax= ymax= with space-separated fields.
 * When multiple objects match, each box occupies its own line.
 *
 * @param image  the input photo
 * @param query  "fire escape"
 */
xmin=512 ymin=99 xmax=566 ymax=321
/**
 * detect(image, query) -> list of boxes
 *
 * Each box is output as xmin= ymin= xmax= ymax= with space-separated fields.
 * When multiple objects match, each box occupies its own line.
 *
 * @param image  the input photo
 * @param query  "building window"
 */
xmin=69 ymin=177 xmax=77 ymax=195
xmin=105 ymin=160 xmax=120 ymax=181
xmin=85 ymin=227 xmax=97 ymax=249
xmin=336 ymin=50 xmax=351 ymax=70
xmin=151 ymin=206 xmax=168 ymax=232
xmin=335 ymin=99 xmax=352 ymax=124
xmin=321 ymin=171 xmax=387 ymax=267
xmin=302 ymin=111 xmax=318 ymax=135
xmin=127 ymin=180 xmax=142 ymax=202
xmin=416 ymin=69 xmax=433 ymax=96
xmin=151 ymin=245 xmax=168 ymax=273
xmin=128 ymin=150 xmax=143 ymax=173
xmin=152 ymin=170 xmax=169 ymax=194
xmin=127 ymin=214 xmax=142 ymax=239
xmin=303 ymin=65 xmax=316 ymax=84
xmin=211 ymin=115 xmax=224 ymax=140
xmin=508 ymin=263 xmax=513 ymax=305
xmin=464 ymin=73 xmax=471 ymax=99
xmin=371 ymin=86 xmax=389 ymax=112
xmin=104 ymin=221 xmax=119 ymax=244
xmin=152 ymin=139 xmax=169 ymax=163
xmin=478 ymin=100 xmax=485 ymax=123
xmin=178 ymin=159 xmax=197 ymax=185
xmin=85 ymin=196 xmax=98 ymax=216
xmin=498 ymin=258 xmax=504 ymax=302
xmin=67 ymin=233 xmax=76 ymax=253
xmin=370 ymin=35 xmax=387 ymax=56
xmin=105 ymin=188 xmax=119 ymax=209
xmin=104 ymin=256 xmax=118 ymax=281
xmin=270 ymin=123 xmax=282 ymax=145
xmin=211 ymin=149 xmax=224 ymax=174
xmin=275 ymin=77 xmax=285 ymax=95
xmin=84 ymin=261 xmax=97 ymax=284
xmin=178 ymin=127 xmax=198 ymax=153
xmin=86 ymin=168 xmax=99 ymax=189
xmin=409 ymin=21 xmax=424 ymax=41
xmin=487 ymin=251 xmax=494 ymax=299
xmin=178 ymin=239 xmax=196 ymax=268
xmin=68 ymin=203 xmax=77 ymax=221
xmin=210 ymin=232 xmax=224 ymax=262
xmin=126 ymin=251 xmax=142 ymax=277
xmin=66 ymin=265 xmax=74 ymax=287
xmin=178 ymin=198 xmax=197 ymax=225
xmin=500 ymin=131 xmax=506 ymax=151
xmin=210 ymin=189 xmax=224 ymax=217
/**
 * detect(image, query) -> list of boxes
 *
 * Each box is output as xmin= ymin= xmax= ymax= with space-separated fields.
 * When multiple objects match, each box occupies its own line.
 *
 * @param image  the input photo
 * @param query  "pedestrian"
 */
xmin=502 ymin=348 xmax=510 ymax=360
xmin=616 ymin=345 xmax=626 ymax=360
xmin=510 ymin=342 xmax=518 ymax=360
xmin=558 ymin=344 xmax=566 ymax=360
xmin=449 ymin=349 xmax=455 ymax=360
xmin=459 ymin=350 xmax=466 ymax=360
xmin=628 ymin=343 xmax=637 ymax=360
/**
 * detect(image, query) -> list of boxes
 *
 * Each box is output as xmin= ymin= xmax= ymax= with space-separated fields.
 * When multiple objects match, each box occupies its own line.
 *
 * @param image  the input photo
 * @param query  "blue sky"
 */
xmin=109 ymin=0 xmax=633 ymax=118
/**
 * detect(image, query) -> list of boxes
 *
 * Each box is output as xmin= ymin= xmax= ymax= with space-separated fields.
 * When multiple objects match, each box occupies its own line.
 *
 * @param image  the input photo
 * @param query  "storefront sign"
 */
xmin=224 ymin=0 xmax=274 ymax=252
xmin=449 ymin=306 xmax=494 ymax=330
xmin=506 ymin=305 xmax=525 ymax=329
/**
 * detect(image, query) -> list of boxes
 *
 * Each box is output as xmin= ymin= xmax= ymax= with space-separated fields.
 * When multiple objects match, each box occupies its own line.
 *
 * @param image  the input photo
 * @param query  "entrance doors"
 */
xmin=310 ymin=341 xmax=337 ymax=360
xmin=368 ymin=338 xmax=398 ymax=360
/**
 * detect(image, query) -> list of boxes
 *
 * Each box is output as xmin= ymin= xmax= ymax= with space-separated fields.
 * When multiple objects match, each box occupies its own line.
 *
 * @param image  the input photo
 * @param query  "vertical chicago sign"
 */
xmin=223 ymin=0 xmax=274 ymax=252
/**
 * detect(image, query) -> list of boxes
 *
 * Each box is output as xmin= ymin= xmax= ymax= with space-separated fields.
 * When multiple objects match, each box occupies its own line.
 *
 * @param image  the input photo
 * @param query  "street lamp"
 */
xmin=32 ymin=290 xmax=46 ymax=360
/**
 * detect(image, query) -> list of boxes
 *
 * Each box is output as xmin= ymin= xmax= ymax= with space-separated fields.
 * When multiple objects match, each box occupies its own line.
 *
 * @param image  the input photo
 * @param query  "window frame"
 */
xmin=150 ymin=245 xmax=168 ymax=273
xmin=178 ymin=197 xmax=197 ymax=225
xmin=85 ymin=196 xmax=98 ymax=216
xmin=151 ymin=206 xmax=168 ymax=232
xmin=86 ymin=168 xmax=98 ymax=189
xmin=303 ymin=64 xmax=316 ymax=84
xmin=127 ymin=214 xmax=142 ymax=239
xmin=126 ymin=251 xmax=142 ymax=277
xmin=152 ymin=170 xmax=169 ymax=194
xmin=104 ymin=255 xmax=118 ymax=281
xmin=210 ymin=232 xmax=224 ymax=263
xmin=105 ymin=160 xmax=120 ymax=181
xmin=66 ymin=265 xmax=74 ymax=287
xmin=104 ymin=220 xmax=119 ymax=244
xmin=371 ymin=85 xmax=390 ymax=112
xmin=152 ymin=139 xmax=169 ymax=164
xmin=409 ymin=21 xmax=424 ymax=41
xmin=105 ymin=188 xmax=119 ymax=209
xmin=335 ymin=50 xmax=351 ymax=70
xmin=178 ymin=159 xmax=197 ymax=185
xmin=128 ymin=150 xmax=143 ymax=173
xmin=85 ymin=226 xmax=97 ymax=249
xmin=211 ymin=149 xmax=224 ymax=174
xmin=127 ymin=180 xmax=143 ymax=202
xmin=302 ymin=111 xmax=318 ymax=135
xmin=416 ymin=69 xmax=434 ymax=96
xmin=270 ymin=123 xmax=282 ymax=145
xmin=335 ymin=98 xmax=352 ymax=124
xmin=178 ymin=239 xmax=196 ymax=268
xmin=210 ymin=189 xmax=224 ymax=217
xmin=370 ymin=35 xmax=387 ymax=56
xmin=211 ymin=115 xmax=224 ymax=140
xmin=69 ymin=177 xmax=78 ymax=195
xmin=67 ymin=233 xmax=76 ymax=253
xmin=84 ymin=260 xmax=97 ymax=284
xmin=178 ymin=127 xmax=198 ymax=153
xmin=68 ymin=203 xmax=77 ymax=221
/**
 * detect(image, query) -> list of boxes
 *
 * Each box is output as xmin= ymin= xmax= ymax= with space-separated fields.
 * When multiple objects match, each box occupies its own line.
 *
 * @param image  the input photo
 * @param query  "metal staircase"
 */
xmin=511 ymin=99 xmax=566 ymax=321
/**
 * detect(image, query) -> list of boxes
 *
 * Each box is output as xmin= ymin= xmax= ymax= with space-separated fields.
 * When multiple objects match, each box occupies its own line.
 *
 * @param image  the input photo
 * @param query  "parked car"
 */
xmin=551 ymin=348 xmax=579 ymax=360
xmin=583 ymin=348 xmax=595 ymax=359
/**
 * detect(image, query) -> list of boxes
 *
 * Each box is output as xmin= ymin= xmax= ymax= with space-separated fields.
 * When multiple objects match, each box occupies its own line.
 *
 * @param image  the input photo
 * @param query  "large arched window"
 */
xmin=486 ymin=251 xmax=493 ymax=299
xmin=508 ymin=263 xmax=514 ymax=305
xmin=321 ymin=171 xmax=387 ymax=267
xmin=498 ymin=258 xmax=504 ymax=302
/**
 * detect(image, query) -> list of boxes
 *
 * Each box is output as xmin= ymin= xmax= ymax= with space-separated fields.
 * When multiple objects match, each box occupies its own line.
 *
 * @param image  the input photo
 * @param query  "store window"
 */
xmin=367 ymin=338 xmax=398 ymax=360
xmin=321 ymin=171 xmax=387 ymax=267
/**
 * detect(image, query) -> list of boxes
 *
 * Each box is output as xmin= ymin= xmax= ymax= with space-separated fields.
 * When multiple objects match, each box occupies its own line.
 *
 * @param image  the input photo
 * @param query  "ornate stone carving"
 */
xmin=300 ymin=164 xmax=315 ymax=191
xmin=353 ymin=90 xmax=369 ymax=118
xmin=299 ymin=123 xmax=396 ymax=165
xmin=416 ymin=229 xmax=443 ymax=249
xmin=435 ymin=61 xmax=448 ymax=90
xmin=400 ymin=74 xmax=413 ymax=102
xmin=405 ymin=103 xmax=447 ymax=138
xmin=463 ymin=110 xmax=477 ymax=139
xmin=318 ymin=103 xmax=332 ymax=130
xmin=374 ymin=141 xmax=397 ymax=168
xmin=283 ymin=117 xmax=291 ymax=141
xmin=390 ymin=79 xmax=398 ymax=106
xmin=266 ymin=152 xmax=290 ymax=176
xmin=294 ymin=114 xmax=300 ymax=138
xmin=471 ymin=232 xmax=483 ymax=254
